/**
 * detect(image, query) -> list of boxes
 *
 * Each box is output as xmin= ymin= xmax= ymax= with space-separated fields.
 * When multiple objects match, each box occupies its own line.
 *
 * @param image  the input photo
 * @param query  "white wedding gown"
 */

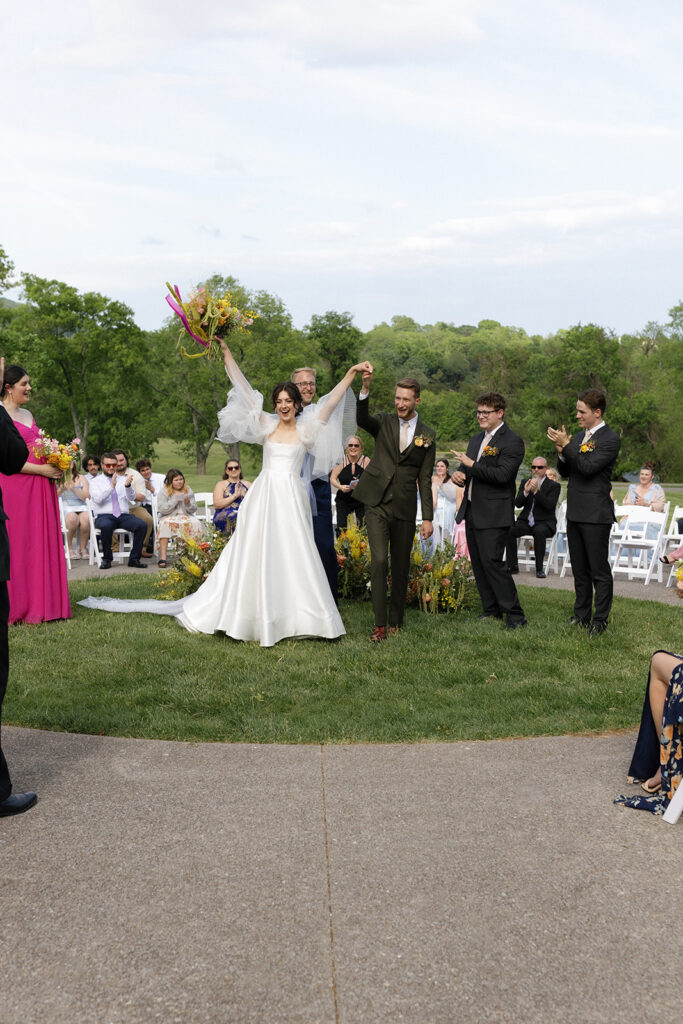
xmin=80 ymin=358 xmax=348 ymax=647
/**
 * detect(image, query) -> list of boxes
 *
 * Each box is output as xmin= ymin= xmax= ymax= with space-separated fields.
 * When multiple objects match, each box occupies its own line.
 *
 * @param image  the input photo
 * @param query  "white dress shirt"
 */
xmin=89 ymin=473 xmax=137 ymax=516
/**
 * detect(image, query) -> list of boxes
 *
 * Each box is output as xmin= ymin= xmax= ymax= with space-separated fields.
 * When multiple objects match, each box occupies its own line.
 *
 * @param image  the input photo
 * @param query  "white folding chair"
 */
xmin=544 ymin=500 xmax=566 ymax=575
xmin=611 ymin=508 xmax=668 ymax=585
xmin=663 ymin=781 xmax=683 ymax=825
xmin=193 ymin=491 xmax=215 ymax=523
xmin=85 ymin=499 xmax=134 ymax=567
xmin=57 ymin=496 xmax=71 ymax=571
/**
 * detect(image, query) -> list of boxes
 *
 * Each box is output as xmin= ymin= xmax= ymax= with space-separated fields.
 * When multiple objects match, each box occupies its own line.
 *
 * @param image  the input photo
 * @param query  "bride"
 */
xmin=81 ymin=342 xmax=372 ymax=647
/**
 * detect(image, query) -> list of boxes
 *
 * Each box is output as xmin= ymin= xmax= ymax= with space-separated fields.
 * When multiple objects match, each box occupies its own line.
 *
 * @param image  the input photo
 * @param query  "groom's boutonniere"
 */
xmin=579 ymin=439 xmax=595 ymax=453
xmin=482 ymin=445 xmax=499 ymax=457
xmin=413 ymin=434 xmax=432 ymax=448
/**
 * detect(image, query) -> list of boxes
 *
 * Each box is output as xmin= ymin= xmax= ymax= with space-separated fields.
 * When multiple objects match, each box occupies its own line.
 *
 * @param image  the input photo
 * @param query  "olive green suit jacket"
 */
xmin=354 ymin=398 xmax=435 ymax=522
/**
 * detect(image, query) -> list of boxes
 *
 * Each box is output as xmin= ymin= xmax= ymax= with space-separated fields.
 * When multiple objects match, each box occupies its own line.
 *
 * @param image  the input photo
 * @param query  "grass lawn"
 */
xmin=5 ymin=574 xmax=679 ymax=744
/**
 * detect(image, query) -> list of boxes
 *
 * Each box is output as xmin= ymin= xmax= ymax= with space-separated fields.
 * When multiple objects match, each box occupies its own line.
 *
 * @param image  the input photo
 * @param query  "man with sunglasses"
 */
xmin=505 ymin=457 xmax=561 ymax=578
xmin=452 ymin=393 xmax=527 ymax=628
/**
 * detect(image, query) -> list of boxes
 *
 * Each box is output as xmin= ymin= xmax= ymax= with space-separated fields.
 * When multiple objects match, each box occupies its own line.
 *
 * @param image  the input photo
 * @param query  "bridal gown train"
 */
xmin=176 ymin=439 xmax=344 ymax=645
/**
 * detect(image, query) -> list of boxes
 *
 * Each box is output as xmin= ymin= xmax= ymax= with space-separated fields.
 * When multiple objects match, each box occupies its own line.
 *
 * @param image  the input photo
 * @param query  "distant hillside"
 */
xmin=0 ymin=297 xmax=20 ymax=310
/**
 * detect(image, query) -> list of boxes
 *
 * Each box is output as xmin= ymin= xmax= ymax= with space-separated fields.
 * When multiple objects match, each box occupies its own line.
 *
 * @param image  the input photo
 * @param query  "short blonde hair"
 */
xmin=291 ymin=367 xmax=316 ymax=381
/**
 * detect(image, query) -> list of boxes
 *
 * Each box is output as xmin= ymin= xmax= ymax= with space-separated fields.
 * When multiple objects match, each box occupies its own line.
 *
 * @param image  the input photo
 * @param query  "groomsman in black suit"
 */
xmin=548 ymin=388 xmax=621 ymax=637
xmin=453 ymin=393 xmax=527 ymax=628
xmin=505 ymin=456 xmax=561 ymax=578
xmin=0 ymin=377 xmax=38 ymax=816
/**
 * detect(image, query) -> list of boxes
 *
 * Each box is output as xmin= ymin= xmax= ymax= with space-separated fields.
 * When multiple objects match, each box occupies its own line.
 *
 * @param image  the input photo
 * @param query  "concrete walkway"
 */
xmin=1 ymin=726 xmax=680 ymax=1023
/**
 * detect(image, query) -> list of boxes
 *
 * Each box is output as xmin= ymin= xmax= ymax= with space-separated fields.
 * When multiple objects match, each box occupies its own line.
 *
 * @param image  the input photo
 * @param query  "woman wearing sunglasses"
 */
xmin=212 ymin=459 xmax=251 ymax=534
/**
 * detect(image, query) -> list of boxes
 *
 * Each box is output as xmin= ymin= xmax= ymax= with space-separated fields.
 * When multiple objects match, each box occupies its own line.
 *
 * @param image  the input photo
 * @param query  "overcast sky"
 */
xmin=2 ymin=0 xmax=682 ymax=336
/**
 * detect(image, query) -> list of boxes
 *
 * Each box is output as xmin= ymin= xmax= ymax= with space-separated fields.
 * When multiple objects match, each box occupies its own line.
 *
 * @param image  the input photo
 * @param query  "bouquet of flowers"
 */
xmin=674 ymin=560 xmax=683 ymax=599
xmin=31 ymin=430 xmax=80 ymax=476
xmin=165 ymin=282 xmax=257 ymax=361
xmin=407 ymin=539 xmax=477 ymax=614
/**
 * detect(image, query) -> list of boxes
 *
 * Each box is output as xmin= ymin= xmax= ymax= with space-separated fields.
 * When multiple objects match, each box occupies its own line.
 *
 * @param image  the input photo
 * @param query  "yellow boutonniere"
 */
xmin=482 ymin=445 xmax=499 ymax=457
xmin=413 ymin=434 xmax=432 ymax=448
xmin=579 ymin=440 xmax=595 ymax=453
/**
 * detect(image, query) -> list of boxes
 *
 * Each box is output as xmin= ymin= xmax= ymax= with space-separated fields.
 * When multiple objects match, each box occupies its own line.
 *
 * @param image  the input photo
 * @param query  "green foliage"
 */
xmin=5 ymin=274 xmax=155 ymax=457
xmin=153 ymin=525 xmax=230 ymax=600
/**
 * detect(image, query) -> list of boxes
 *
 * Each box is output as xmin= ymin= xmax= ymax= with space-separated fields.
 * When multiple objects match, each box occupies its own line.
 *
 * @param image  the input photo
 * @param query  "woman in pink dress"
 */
xmin=0 ymin=365 xmax=71 ymax=623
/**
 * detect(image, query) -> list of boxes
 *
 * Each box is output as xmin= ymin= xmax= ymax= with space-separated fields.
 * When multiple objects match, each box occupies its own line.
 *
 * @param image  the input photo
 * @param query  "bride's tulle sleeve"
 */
xmin=297 ymin=388 xmax=356 ymax=478
xmin=216 ymin=357 xmax=278 ymax=446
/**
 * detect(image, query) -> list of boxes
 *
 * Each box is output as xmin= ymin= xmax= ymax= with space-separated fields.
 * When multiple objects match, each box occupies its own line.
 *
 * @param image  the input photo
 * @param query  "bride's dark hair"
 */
xmin=271 ymin=381 xmax=303 ymax=416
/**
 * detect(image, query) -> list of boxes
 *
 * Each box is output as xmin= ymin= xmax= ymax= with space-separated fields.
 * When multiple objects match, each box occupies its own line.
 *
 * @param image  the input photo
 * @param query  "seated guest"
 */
xmin=157 ymin=469 xmax=204 ymax=567
xmin=623 ymin=461 xmax=666 ymax=514
xmin=113 ymin=450 xmax=154 ymax=557
xmin=136 ymin=458 xmax=166 ymax=554
xmin=212 ymin=459 xmax=251 ymax=534
xmin=505 ymin=456 xmax=561 ymax=578
xmin=89 ymin=452 xmax=147 ymax=569
xmin=330 ymin=436 xmax=369 ymax=533
xmin=83 ymin=454 xmax=100 ymax=481
xmin=58 ymin=465 xmax=90 ymax=558
xmin=615 ymin=650 xmax=683 ymax=814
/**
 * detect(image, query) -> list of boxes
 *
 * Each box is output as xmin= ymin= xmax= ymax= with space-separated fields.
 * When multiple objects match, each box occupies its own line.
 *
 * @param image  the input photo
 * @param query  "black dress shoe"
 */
xmin=100 ymin=559 xmax=112 ymax=570
xmin=589 ymin=620 xmax=608 ymax=637
xmin=536 ymin=570 xmax=547 ymax=579
xmin=506 ymin=618 xmax=528 ymax=629
xmin=568 ymin=616 xmax=590 ymax=627
xmin=478 ymin=613 xmax=503 ymax=620
xmin=0 ymin=791 xmax=37 ymax=817
xmin=128 ymin=558 xmax=147 ymax=569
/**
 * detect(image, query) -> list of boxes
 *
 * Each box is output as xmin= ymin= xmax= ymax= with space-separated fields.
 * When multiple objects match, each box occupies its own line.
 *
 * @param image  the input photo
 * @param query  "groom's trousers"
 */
xmin=365 ymin=503 xmax=415 ymax=628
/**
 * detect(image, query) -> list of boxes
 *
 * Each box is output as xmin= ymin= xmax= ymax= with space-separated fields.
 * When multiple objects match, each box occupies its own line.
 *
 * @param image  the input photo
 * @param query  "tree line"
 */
xmin=1 ymin=246 xmax=681 ymax=478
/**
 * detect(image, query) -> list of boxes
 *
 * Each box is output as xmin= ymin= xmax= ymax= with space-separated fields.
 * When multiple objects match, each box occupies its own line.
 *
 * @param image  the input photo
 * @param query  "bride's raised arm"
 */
xmin=317 ymin=361 xmax=373 ymax=425
xmin=217 ymin=340 xmax=275 ymax=445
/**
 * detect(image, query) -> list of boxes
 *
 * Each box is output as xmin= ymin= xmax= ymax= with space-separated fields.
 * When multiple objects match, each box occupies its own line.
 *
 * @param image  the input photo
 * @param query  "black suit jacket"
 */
xmin=559 ymin=424 xmax=621 ymax=525
xmin=0 ymin=407 xmax=29 ymax=581
xmin=354 ymin=399 xmax=435 ymax=522
xmin=515 ymin=476 xmax=561 ymax=530
xmin=456 ymin=422 xmax=525 ymax=529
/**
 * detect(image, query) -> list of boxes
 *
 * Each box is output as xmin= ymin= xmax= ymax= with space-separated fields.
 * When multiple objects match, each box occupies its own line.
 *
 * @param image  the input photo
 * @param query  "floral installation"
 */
xmin=165 ymin=282 xmax=258 ymax=361
xmin=153 ymin=524 xmax=230 ymax=601
xmin=335 ymin=522 xmax=477 ymax=614
xmin=674 ymin=560 xmax=683 ymax=599
xmin=31 ymin=430 xmax=80 ymax=476
xmin=335 ymin=518 xmax=371 ymax=599
xmin=482 ymin=445 xmax=499 ymax=457
xmin=579 ymin=439 xmax=595 ymax=453
xmin=413 ymin=434 xmax=433 ymax=448
xmin=407 ymin=539 xmax=477 ymax=614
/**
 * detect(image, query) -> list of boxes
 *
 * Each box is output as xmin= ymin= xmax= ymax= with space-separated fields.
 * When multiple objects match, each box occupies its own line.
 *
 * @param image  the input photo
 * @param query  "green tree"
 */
xmin=8 ymin=275 xmax=153 ymax=455
xmin=304 ymin=311 xmax=363 ymax=384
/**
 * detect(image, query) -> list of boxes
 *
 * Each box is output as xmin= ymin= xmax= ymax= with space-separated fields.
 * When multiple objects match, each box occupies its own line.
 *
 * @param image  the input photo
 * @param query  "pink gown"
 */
xmin=0 ymin=419 xmax=72 ymax=624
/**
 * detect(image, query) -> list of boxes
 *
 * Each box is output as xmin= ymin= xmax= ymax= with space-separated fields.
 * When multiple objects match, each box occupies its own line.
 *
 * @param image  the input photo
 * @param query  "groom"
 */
xmin=354 ymin=369 xmax=435 ymax=641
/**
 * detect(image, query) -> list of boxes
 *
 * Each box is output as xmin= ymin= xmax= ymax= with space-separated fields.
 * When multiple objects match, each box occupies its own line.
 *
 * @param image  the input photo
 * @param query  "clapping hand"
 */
xmin=547 ymin=425 xmax=571 ymax=451
xmin=451 ymin=470 xmax=466 ymax=486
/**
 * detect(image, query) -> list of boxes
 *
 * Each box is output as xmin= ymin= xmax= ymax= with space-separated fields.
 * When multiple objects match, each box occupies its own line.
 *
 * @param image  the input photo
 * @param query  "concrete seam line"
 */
xmin=320 ymin=744 xmax=340 ymax=1024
